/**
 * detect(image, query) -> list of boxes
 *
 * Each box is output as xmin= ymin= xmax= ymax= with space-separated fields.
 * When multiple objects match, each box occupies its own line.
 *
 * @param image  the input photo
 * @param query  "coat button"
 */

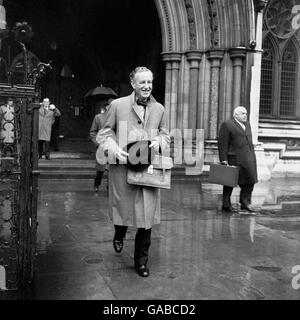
xmin=138 ymin=120 xmax=142 ymax=124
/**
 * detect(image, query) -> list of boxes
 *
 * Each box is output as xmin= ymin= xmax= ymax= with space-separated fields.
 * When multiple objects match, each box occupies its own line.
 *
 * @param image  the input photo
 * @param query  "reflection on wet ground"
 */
xmin=3 ymin=178 xmax=300 ymax=299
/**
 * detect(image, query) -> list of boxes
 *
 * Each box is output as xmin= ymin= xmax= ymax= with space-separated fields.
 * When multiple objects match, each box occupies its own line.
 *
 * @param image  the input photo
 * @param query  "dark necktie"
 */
xmin=136 ymin=99 xmax=147 ymax=107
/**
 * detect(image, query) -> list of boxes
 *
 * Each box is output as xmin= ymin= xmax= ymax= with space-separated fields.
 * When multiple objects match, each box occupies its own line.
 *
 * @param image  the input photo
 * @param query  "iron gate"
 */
xmin=0 ymin=84 xmax=39 ymax=291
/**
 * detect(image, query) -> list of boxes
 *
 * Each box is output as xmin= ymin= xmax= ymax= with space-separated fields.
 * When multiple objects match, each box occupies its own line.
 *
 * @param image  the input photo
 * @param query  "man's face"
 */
xmin=235 ymin=108 xmax=248 ymax=123
xmin=7 ymin=100 xmax=13 ymax=106
xmin=43 ymin=99 xmax=50 ymax=108
xmin=131 ymin=71 xmax=153 ymax=101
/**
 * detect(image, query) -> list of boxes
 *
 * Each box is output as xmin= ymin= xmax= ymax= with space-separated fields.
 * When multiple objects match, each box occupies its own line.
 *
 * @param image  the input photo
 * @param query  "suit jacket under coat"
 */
xmin=96 ymin=92 xmax=170 ymax=229
xmin=218 ymin=119 xmax=258 ymax=185
xmin=38 ymin=106 xmax=61 ymax=141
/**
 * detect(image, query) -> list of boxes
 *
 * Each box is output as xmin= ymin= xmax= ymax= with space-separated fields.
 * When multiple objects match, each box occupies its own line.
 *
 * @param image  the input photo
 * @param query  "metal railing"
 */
xmin=0 ymin=84 xmax=40 ymax=290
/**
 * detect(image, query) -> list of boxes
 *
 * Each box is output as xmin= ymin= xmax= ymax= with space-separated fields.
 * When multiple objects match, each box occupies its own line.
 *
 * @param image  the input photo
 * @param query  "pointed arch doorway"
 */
xmin=39 ymin=0 xmax=165 ymax=149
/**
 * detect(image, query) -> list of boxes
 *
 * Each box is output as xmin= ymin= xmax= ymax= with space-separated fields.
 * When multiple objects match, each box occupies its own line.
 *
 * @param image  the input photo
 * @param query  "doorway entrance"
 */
xmin=5 ymin=0 xmax=164 ymax=153
xmin=11 ymin=0 xmax=164 ymax=147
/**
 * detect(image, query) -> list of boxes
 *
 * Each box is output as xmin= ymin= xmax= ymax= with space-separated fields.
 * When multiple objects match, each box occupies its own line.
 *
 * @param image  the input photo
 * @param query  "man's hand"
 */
xmin=49 ymin=104 xmax=55 ymax=110
xmin=221 ymin=161 xmax=228 ymax=165
xmin=149 ymin=140 xmax=160 ymax=153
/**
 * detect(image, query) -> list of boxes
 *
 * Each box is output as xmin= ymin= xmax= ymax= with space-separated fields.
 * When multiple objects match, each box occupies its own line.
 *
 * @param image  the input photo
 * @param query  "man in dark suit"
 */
xmin=218 ymin=106 xmax=258 ymax=214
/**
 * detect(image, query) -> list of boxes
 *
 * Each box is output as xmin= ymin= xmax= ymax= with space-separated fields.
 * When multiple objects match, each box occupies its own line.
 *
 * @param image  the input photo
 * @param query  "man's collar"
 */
xmin=234 ymin=117 xmax=246 ymax=128
xmin=130 ymin=92 xmax=156 ymax=106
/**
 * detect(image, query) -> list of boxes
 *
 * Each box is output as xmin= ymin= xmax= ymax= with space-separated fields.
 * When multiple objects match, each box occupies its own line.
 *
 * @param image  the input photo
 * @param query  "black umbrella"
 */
xmin=84 ymin=86 xmax=118 ymax=100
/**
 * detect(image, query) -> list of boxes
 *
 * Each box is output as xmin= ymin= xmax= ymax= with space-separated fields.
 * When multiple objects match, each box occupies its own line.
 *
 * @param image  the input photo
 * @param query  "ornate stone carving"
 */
xmin=265 ymin=0 xmax=297 ymax=39
xmin=229 ymin=47 xmax=247 ymax=61
xmin=184 ymin=0 xmax=197 ymax=49
xmin=207 ymin=0 xmax=220 ymax=48
xmin=161 ymin=0 xmax=173 ymax=51
xmin=161 ymin=51 xmax=182 ymax=63
xmin=186 ymin=50 xmax=202 ymax=62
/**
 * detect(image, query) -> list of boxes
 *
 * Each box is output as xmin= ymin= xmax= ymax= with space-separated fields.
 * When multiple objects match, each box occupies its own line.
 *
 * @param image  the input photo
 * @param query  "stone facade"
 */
xmin=6 ymin=0 xmax=298 ymax=178
xmin=155 ymin=0 xmax=259 ymax=132
xmin=154 ymin=0 xmax=273 ymax=179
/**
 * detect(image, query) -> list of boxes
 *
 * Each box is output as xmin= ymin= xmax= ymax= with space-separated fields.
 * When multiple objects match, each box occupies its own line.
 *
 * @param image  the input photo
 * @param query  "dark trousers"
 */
xmin=50 ymin=132 xmax=59 ymax=151
xmin=114 ymin=225 xmax=152 ymax=266
xmin=38 ymin=140 xmax=50 ymax=158
xmin=223 ymin=184 xmax=254 ymax=208
xmin=94 ymin=171 xmax=104 ymax=188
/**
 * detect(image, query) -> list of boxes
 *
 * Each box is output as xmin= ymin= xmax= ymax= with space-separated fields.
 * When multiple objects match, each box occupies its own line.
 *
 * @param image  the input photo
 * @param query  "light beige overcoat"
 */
xmin=38 ymin=106 xmax=61 ymax=141
xmin=96 ymin=92 xmax=170 ymax=229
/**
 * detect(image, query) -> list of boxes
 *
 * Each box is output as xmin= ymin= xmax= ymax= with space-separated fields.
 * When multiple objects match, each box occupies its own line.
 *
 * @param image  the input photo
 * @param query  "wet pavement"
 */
xmin=7 ymin=177 xmax=300 ymax=299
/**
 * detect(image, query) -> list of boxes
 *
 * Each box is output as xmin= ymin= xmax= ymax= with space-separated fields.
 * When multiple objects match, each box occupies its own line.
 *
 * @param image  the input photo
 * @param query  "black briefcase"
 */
xmin=208 ymin=163 xmax=239 ymax=187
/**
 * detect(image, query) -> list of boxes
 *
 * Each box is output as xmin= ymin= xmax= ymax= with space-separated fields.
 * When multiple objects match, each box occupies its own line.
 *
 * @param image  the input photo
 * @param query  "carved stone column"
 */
xmin=186 ymin=50 xmax=202 ymax=136
xmin=207 ymin=49 xmax=224 ymax=140
xmin=229 ymin=47 xmax=246 ymax=109
xmin=251 ymin=0 xmax=271 ymax=181
xmin=161 ymin=52 xmax=182 ymax=130
xmin=250 ymin=0 xmax=268 ymax=144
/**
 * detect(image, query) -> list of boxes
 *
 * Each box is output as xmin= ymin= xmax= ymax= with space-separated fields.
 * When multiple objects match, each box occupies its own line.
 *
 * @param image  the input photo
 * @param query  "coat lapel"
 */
xmin=233 ymin=119 xmax=246 ymax=135
xmin=145 ymin=95 xmax=156 ymax=125
xmin=131 ymin=93 xmax=156 ymax=126
xmin=132 ymin=103 xmax=145 ymax=124
xmin=144 ymin=103 xmax=152 ymax=125
xmin=130 ymin=92 xmax=144 ymax=124
xmin=245 ymin=122 xmax=253 ymax=146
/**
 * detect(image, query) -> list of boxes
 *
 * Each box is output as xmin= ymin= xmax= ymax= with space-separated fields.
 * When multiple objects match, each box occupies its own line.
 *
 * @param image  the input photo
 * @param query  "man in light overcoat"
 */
xmin=97 ymin=67 xmax=170 ymax=277
xmin=218 ymin=106 xmax=258 ymax=214
xmin=38 ymin=97 xmax=61 ymax=159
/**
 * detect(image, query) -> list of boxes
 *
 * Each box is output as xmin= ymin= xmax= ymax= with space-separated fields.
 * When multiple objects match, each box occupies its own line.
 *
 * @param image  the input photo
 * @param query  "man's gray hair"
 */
xmin=129 ymin=66 xmax=153 ymax=82
xmin=233 ymin=106 xmax=247 ymax=116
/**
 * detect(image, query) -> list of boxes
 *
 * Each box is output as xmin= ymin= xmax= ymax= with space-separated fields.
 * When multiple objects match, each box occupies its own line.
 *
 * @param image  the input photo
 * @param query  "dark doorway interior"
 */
xmin=4 ymin=0 xmax=164 ymax=142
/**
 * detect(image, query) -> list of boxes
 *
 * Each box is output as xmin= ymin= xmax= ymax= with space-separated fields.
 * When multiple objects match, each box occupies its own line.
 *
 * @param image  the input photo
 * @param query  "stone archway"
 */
xmin=153 ymin=0 xmax=259 ymax=140
xmin=10 ymin=51 xmax=40 ymax=85
xmin=153 ymin=0 xmax=208 ymax=131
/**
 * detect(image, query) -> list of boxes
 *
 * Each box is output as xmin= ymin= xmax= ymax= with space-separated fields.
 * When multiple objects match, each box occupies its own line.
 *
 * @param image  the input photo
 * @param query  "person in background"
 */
xmin=0 ymin=97 xmax=15 ymax=145
xmin=38 ymin=97 xmax=61 ymax=160
xmin=50 ymin=116 xmax=60 ymax=152
xmin=218 ymin=106 xmax=258 ymax=214
xmin=89 ymin=99 xmax=113 ymax=192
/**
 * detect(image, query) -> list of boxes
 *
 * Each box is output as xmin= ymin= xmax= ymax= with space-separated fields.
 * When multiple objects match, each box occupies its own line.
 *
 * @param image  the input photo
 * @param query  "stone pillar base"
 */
xmin=255 ymin=143 xmax=272 ymax=181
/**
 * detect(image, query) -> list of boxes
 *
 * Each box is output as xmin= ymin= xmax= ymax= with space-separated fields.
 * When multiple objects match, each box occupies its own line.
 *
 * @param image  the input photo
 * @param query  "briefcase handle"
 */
xmin=220 ymin=161 xmax=228 ymax=166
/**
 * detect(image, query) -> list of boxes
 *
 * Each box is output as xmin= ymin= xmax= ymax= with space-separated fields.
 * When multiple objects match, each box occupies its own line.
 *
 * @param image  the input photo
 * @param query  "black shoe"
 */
xmin=38 ymin=155 xmax=42 ymax=159
xmin=113 ymin=238 xmax=123 ymax=253
xmin=222 ymin=206 xmax=237 ymax=213
xmin=45 ymin=155 xmax=50 ymax=160
xmin=240 ymin=205 xmax=258 ymax=213
xmin=135 ymin=264 xmax=150 ymax=277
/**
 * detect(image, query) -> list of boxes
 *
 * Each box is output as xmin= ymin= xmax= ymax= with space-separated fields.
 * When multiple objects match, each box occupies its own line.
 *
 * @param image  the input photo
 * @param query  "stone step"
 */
xmin=37 ymin=156 xmax=209 ymax=180
xmin=38 ymin=166 xmax=208 ymax=180
xmin=38 ymin=168 xmax=207 ymax=180
xmin=38 ymin=159 xmax=95 ymax=170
